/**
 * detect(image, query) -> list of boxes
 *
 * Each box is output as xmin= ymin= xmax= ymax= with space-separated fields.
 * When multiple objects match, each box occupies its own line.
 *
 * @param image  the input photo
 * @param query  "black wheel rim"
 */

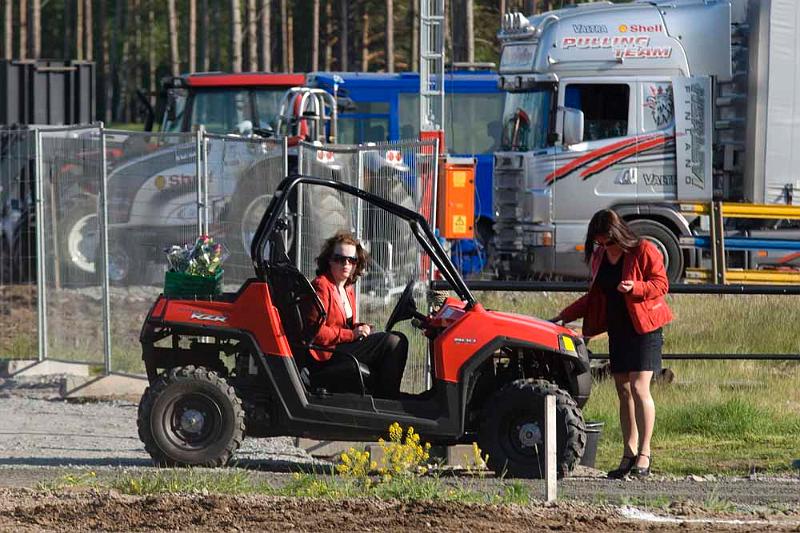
xmin=162 ymin=392 xmax=224 ymax=451
xmin=501 ymin=410 xmax=543 ymax=466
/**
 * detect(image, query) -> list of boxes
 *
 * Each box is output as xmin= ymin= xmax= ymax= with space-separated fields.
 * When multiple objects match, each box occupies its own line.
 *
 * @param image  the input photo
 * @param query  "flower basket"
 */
xmin=163 ymin=269 xmax=223 ymax=299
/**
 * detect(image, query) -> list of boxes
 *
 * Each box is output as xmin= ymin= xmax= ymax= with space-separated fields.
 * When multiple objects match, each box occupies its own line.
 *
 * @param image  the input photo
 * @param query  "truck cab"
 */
xmin=494 ymin=1 xmax=733 ymax=281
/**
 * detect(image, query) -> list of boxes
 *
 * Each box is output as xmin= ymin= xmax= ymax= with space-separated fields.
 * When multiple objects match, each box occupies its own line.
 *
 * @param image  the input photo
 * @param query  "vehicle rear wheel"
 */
xmin=628 ymin=219 xmax=683 ymax=283
xmin=137 ymin=365 xmax=245 ymax=467
xmin=477 ymin=379 xmax=586 ymax=479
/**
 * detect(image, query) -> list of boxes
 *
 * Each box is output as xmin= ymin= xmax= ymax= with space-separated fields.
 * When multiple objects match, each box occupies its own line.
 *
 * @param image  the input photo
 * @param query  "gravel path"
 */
xmin=0 ymin=374 xmax=799 ymax=532
xmin=0 ymin=376 xmax=318 ymax=471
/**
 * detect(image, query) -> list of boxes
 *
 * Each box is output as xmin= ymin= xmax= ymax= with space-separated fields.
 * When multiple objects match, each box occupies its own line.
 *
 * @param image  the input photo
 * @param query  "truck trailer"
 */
xmin=493 ymin=0 xmax=800 ymax=282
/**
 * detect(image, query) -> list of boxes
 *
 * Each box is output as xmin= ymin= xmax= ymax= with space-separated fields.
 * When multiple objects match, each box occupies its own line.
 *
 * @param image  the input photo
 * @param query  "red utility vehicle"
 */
xmin=137 ymin=176 xmax=590 ymax=478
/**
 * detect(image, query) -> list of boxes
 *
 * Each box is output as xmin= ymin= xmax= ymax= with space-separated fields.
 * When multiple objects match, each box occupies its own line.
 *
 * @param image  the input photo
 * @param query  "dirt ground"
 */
xmin=1 ymin=488 xmax=799 ymax=532
xmin=0 ymin=377 xmax=798 ymax=532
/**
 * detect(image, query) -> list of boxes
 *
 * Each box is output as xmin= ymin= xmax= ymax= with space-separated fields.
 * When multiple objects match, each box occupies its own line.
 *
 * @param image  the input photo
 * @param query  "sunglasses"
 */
xmin=331 ymin=253 xmax=358 ymax=265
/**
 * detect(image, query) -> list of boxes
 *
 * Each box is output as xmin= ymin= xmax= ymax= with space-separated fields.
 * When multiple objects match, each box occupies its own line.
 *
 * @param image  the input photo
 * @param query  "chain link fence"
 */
xmin=2 ymin=126 xmax=437 ymax=393
xmin=0 ymin=127 xmax=38 ymax=360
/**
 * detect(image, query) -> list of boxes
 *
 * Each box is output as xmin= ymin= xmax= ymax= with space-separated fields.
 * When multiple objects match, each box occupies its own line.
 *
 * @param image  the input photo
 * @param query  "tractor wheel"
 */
xmin=58 ymin=195 xmax=99 ymax=285
xmin=226 ymin=171 xmax=285 ymax=283
xmin=301 ymin=187 xmax=351 ymax=269
xmin=137 ymin=365 xmax=245 ymax=467
xmin=477 ymin=379 xmax=586 ymax=479
xmin=628 ymin=219 xmax=684 ymax=283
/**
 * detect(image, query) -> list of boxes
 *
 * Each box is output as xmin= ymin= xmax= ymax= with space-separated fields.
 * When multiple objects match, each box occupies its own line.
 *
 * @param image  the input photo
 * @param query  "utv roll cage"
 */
xmin=250 ymin=175 xmax=476 ymax=306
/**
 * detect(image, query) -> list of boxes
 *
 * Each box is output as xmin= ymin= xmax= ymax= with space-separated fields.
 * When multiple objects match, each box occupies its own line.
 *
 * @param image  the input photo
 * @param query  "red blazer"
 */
xmin=560 ymin=240 xmax=673 ymax=337
xmin=309 ymin=272 xmax=358 ymax=362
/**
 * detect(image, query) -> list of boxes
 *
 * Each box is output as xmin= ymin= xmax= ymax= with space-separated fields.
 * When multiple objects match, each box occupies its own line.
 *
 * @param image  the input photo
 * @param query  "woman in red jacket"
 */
xmin=309 ymin=231 xmax=408 ymax=399
xmin=553 ymin=209 xmax=673 ymax=479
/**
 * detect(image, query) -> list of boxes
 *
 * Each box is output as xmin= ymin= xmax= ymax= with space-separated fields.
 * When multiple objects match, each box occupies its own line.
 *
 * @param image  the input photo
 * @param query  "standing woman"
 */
xmin=552 ymin=209 xmax=673 ymax=478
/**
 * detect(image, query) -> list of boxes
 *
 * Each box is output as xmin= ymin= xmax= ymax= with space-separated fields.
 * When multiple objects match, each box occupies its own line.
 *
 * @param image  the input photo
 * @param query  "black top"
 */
xmin=595 ymin=253 xmax=636 ymax=337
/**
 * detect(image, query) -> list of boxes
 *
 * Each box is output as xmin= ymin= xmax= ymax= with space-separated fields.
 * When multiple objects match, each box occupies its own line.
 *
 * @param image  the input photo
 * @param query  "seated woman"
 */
xmin=309 ymin=231 xmax=408 ymax=399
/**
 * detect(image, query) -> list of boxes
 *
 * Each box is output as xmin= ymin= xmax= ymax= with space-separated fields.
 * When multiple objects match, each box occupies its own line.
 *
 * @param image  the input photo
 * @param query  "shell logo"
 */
xmin=155 ymin=175 xmax=166 ymax=190
xmin=618 ymin=24 xmax=628 ymax=33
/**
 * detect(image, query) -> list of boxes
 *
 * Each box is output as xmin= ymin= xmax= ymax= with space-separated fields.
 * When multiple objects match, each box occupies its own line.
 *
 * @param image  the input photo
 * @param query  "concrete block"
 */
xmin=4 ymin=359 xmax=90 ymax=378
xmin=61 ymin=374 xmax=147 ymax=400
xmin=294 ymin=438 xmax=377 ymax=458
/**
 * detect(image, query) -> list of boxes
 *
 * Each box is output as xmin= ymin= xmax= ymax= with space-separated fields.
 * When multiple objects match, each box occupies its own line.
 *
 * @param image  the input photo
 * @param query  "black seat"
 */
xmin=264 ymin=235 xmax=370 ymax=394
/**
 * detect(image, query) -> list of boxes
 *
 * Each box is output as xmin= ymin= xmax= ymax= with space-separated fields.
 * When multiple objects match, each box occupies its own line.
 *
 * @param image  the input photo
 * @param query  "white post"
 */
xmin=99 ymin=123 xmax=112 ymax=375
xmin=544 ymin=393 xmax=557 ymax=503
xmin=33 ymin=127 xmax=47 ymax=362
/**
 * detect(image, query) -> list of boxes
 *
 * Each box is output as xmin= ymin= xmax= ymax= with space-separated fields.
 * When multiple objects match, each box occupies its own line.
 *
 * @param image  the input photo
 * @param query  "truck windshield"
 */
xmin=501 ymin=88 xmax=553 ymax=151
xmin=163 ymin=88 xmax=286 ymax=134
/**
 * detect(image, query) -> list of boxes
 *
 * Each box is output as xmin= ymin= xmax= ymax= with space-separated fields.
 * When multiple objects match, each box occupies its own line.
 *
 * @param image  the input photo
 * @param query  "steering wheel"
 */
xmin=385 ymin=280 xmax=423 ymax=331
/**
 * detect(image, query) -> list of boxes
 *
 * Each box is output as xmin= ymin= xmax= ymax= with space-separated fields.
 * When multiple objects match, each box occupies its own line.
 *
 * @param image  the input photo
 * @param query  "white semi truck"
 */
xmin=493 ymin=0 xmax=800 ymax=282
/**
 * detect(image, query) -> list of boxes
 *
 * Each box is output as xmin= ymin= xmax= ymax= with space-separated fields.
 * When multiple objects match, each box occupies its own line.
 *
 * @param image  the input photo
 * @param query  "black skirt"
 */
xmin=608 ymin=327 xmax=663 ymax=373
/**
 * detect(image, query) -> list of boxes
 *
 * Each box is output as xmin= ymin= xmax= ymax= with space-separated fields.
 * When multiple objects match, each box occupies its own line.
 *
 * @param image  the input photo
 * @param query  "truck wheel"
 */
xmin=477 ymin=379 xmax=586 ymax=479
xmin=137 ymin=365 xmax=245 ymax=467
xmin=628 ymin=219 xmax=684 ymax=283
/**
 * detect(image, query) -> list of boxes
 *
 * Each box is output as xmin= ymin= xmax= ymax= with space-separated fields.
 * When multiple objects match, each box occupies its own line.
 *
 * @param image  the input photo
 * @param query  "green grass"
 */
xmin=41 ymin=469 xmax=532 ymax=505
xmin=477 ymin=291 xmax=800 ymax=475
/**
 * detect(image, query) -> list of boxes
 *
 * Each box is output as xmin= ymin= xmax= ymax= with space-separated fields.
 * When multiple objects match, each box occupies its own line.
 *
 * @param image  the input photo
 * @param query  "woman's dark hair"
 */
xmin=584 ymin=209 xmax=640 ymax=263
xmin=315 ymin=230 xmax=369 ymax=284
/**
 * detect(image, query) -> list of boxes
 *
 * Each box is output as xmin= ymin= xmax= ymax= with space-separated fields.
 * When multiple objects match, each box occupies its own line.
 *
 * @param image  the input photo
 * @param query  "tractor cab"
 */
xmin=146 ymin=72 xmax=306 ymax=135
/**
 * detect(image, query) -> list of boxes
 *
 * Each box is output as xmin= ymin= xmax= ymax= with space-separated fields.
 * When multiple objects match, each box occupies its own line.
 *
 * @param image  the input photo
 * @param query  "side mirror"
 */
xmin=562 ymin=107 xmax=584 ymax=146
xmin=166 ymin=94 xmax=177 ymax=122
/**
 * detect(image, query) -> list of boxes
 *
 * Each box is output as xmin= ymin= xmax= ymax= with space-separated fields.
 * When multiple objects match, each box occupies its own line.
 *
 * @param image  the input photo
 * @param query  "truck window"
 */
xmin=565 ymin=84 xmax=629 ymax=141
xmin=499 ymin=87 xmax=554 ymax=152
xmin=338 ymin=101 xmax=390 ymax=144
xmin=398 ymin=93 xmax=504 ymax=153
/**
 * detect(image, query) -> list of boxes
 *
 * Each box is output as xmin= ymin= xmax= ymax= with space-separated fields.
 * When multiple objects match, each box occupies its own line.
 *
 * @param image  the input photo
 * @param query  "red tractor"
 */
xmin=137 ymin=176 xmax=591 ymax=478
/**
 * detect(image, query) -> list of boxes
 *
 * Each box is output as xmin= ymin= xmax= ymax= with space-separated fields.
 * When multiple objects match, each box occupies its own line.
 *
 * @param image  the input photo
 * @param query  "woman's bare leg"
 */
xmin=613 ymin=372 xmax=638 ymax=461
xmin=630 ymin=370 xmax=655 ymax=468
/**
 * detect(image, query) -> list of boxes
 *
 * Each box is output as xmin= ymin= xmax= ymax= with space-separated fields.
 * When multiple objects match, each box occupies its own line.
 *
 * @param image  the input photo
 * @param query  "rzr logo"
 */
xmin=190 ymin=311 xmax=227 ymax=323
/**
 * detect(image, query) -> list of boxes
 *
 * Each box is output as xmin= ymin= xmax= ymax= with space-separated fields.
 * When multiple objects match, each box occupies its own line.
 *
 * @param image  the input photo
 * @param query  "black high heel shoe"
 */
xmin=630 ymin=454 xmax=651 ymax=478
xmin=607 ymin=455 xmax=636 ymax=479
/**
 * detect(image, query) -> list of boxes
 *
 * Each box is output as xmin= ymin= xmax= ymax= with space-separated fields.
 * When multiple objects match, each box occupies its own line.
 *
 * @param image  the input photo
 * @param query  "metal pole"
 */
xmin=429 ymin=137 xmax=440 ymax=282
xmin=295 ymin=145 xmax=304 ymax=269
xmin=196 ymin=127 xmax=204 ymax=235
xmin=355 ymin=148 xmax=364 ymax=317
xmin=99 ymin=123 xmax=112 ymax=375
xmin=34 ymin=128 xmax=47 ymax=362
xmin=202 ymin=127 xmax=209 ymax=235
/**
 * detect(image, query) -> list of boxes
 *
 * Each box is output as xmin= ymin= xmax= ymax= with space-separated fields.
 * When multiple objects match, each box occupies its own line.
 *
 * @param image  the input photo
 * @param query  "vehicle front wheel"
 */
xmin=477 ymin=379 xmax=586 ymax=479
xmin=137 ymin=365 xmax=245 ymax=467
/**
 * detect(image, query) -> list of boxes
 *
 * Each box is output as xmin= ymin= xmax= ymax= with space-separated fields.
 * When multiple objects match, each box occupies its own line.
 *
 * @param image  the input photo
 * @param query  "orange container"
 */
xmin=437 ymin=157 xmax=476 ymax=239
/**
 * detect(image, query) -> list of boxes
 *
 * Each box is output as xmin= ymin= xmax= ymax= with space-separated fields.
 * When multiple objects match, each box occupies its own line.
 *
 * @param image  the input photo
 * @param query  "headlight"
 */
xmin=559 ymin=334 xmax=577 ymax=354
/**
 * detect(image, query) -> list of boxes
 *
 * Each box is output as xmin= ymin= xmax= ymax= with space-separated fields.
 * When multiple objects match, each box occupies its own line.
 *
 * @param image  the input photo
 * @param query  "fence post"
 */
xmin=544 ymin=393 xmax=557 ymax=503
xmin=195 ymin=126 xmax=205 ymax=235
xmin=201 ymin=127 xmax=209 ymax=236
xmin=711 ymin=200 xmax=726 ymax=284
xmin=33 ymin=127 xmax=48 ymax=362
xmin=98 ymin=123 xmax=112 ymax=375
xmin=295 ymin=144 xmax=304 ymax=269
